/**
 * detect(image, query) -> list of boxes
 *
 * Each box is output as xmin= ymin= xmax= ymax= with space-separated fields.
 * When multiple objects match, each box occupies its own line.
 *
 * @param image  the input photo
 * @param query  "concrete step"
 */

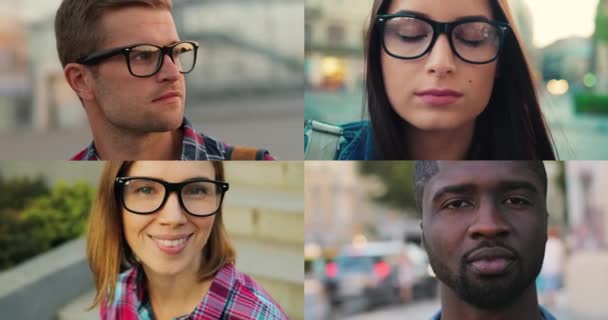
xmin=56 ymin=290 xmax=98 ymax=320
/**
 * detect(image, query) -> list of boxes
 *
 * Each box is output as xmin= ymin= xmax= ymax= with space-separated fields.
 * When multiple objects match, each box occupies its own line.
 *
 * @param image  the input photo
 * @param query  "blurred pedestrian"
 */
xmin=537 ymin=226 xmax=566 ymax=307
xmin=398 ymin=251 xmax=415 ymax=303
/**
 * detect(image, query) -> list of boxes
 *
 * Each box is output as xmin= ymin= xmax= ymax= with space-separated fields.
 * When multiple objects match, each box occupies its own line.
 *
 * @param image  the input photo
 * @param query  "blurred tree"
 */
xmin=0 ymin=181 xmax=94 ymax=271
xmin=358 ymin=162 xmax=416 ymax=213
xmin=21 ymin=181 xmax=94 ymax=248
xmin=0 ymin=175 xmax=50 ymax=211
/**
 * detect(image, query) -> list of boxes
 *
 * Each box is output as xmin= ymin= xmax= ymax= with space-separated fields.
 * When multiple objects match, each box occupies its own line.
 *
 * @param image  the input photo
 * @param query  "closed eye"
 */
xmin=455 ymin=37 xmax=486 ymax=47
xmin=398 ymin=34 xmax=428 ymax=42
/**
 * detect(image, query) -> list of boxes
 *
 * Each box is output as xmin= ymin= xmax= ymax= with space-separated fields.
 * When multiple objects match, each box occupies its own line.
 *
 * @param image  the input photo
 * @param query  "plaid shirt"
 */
xmin=71 ymin=118 xmax=274 ymax=160
xmin=100 ymin=263 xmax=288 ymax=320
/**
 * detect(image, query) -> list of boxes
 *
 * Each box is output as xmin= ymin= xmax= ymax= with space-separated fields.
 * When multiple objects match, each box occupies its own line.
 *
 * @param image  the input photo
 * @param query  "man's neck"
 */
xmin=92 ymin=126 xmax=182 ymax=160
xmin=439 ymin=283 xmax=542 ymax=320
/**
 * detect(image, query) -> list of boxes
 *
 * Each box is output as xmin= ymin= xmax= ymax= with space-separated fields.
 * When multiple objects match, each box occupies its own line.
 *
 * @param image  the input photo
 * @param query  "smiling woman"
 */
xmin=86 ymin=161 xmax=287 ymax=320
xmin=304 ymin=0 xmax=557 ymax=160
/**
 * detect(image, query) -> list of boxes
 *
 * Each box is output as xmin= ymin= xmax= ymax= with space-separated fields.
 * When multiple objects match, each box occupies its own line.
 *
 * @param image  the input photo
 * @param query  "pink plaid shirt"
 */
xmin=100 ymin=263 xmax=288 ymax=320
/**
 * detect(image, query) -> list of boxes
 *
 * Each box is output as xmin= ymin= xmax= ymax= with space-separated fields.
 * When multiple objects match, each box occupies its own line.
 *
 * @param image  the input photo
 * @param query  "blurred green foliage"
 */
xmin=358 ymin=162 xmax=417 ymax=214
xmin=595 ymin=0 xmax=608 ymax=42
xmin=0 ymin=177 xmax=94 ymax=271
xmin=574 ymin=93 xmax=608 ymax=114
xmin=0 ymin=175 xmax=50 ymax=211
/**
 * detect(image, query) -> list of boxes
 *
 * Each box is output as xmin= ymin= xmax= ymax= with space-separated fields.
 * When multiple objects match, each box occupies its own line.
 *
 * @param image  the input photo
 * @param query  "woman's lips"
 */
xmin=415 ymin=89 xmax=463 ymax=106
xmin=150 ymin=233 xmax=193 ymax=255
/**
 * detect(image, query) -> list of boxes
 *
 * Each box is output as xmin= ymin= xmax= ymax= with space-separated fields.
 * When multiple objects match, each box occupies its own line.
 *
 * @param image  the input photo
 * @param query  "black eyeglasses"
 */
xmin=115 ymin=177 xmax=229 ymax=217
xmin=76 ymin=41 xmax=199 ymax=77
xmin=376 ymin=14 xmax=510 ymax=64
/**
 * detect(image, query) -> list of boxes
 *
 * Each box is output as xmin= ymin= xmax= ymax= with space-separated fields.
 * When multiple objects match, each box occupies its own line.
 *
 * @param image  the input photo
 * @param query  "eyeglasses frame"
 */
xmin=76 ymin=41 xmax=199 ymax=78
xmin=376 ymin=13 xmax=510 ymax=64
xmin=115 ymin=176 xmax=229 ymax=217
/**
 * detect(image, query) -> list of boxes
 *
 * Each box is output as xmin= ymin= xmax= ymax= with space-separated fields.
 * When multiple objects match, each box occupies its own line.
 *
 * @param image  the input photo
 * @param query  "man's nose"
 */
xmin=155 ymin=52 xmax=181 ymax=81
xmin=468 ymin=200 xmax=511 ymax=239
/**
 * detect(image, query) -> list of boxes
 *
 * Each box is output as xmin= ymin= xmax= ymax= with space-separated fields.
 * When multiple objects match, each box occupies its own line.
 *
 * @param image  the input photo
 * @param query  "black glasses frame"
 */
xmin=376 ymin=14 xmax=510 ymax=64
xmin=115 ymin=176 xmax=229 ymax=217
xmin=76 ymin=41 xmax=199 ymax=78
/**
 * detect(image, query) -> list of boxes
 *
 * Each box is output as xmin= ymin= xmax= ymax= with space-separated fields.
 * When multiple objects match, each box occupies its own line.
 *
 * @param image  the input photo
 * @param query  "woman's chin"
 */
xmin=143 ymin=261 xmax=191 ymax=277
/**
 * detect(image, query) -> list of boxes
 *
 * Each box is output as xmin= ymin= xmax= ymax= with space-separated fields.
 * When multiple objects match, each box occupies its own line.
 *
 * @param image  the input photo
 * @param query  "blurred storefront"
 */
xmin=563 ymin=161 xmax=608 ymax=318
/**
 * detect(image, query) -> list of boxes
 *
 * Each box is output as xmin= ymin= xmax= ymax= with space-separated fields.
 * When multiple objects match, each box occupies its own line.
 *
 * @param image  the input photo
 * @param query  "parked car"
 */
xmin=323 ymin=241 xmax=436 ymax=312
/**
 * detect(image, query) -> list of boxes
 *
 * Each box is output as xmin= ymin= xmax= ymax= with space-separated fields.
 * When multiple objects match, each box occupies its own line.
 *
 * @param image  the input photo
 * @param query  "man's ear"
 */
xmin=63 ymin=63 xmax=96 ymax=103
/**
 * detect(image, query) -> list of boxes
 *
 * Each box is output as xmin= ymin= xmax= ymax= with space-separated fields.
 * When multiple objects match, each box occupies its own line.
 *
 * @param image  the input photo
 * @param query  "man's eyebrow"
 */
xmin=392 ymin=10 xmax=490 ymax=21
xmin=431 ymin=183 xmax=477 ymax=202
xmin=430 ymin=180 xmax=539 ymax=201
xmin=497 ymin=180 xmax=540 ymax=194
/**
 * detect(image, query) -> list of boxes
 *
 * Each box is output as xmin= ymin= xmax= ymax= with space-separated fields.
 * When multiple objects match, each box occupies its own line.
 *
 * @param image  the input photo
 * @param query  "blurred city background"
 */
xmin=0 ymin=0 xmax=303 ymax=160
xmin=304 ymin=161 xmax=608 ymax=320
xmin=0 ymin=161 xmax=304 ymax=320
xmin=305 ymin=0 xmax=608 ymax=160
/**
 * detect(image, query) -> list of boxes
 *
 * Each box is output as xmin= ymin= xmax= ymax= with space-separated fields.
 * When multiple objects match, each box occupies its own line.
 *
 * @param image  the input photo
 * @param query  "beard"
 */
xmin=426 ymin=240 xmax=545 ymax=309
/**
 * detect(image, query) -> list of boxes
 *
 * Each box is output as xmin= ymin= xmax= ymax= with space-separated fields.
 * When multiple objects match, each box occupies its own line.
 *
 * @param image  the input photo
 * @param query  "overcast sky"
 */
xmin=525 ymin=0 xmax=599 ymax=47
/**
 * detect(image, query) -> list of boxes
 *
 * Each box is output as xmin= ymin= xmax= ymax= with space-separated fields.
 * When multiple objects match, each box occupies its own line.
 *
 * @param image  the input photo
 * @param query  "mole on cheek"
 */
xmin=468 ymin=80 xmax=473 ymax=84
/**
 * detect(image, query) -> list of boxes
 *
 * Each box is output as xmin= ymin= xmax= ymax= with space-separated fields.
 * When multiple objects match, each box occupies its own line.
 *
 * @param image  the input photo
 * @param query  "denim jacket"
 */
xmin=304 ymin=120 xmax=375 ymax=160
xmin=304 ymin=120 xmax=489 ymax=160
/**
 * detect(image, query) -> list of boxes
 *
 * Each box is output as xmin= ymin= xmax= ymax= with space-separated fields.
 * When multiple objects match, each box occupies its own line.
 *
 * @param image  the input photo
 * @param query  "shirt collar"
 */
xmin=71 ymin=117 xmax=227 ymax=160
xmin=112 ymin=264 xmax=237 ymax=320
xmin=431 ymin=305 xmax=557 ymax=320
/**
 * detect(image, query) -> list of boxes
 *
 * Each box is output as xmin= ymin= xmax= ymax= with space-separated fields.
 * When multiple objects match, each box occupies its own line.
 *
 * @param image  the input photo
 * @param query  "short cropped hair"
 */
xmin=413 ymin=161 xmax=547 ymax=214
xmin=55 ymin=0 xmax=172 ymax=67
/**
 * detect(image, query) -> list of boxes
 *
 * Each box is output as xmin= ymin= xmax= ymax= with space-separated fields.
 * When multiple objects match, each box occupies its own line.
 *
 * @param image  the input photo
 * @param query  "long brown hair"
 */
xmin=364 ymin=0 xmax=557 ymax=159
xmin=86 ymin=161 xmax=236 ymax=308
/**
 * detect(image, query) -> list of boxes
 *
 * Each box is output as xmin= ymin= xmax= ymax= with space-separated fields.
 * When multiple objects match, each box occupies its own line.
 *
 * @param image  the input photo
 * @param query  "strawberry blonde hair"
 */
xmin=86 ymin=161 xmax=235 ymax=308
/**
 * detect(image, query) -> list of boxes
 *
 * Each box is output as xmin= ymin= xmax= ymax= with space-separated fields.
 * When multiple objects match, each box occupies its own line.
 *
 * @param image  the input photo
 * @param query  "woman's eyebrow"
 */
xmin=392 ymin=9 xmax=490 ymax=21
xmin=182 ymin=176 xmax=214 ymax=182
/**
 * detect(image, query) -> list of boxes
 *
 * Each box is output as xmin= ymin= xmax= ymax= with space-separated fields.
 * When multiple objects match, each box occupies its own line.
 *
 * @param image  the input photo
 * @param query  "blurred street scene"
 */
xmin=0 ymin=162 xmax=304 ymax=320
xmin=0 ymin=0 xmax=303 ymax=159
xmin=305 ymin=0 xmax=608 ymax=159
xmin=304 ymin=161 xmax=608 ymax=320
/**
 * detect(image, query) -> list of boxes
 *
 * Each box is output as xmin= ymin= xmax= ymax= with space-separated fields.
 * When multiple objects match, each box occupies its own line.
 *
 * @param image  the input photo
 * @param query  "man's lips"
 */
xmin=152 ymin=91 xmax=181 ymax=102
xmin=465 ymin=247 xmax=516 ymax=275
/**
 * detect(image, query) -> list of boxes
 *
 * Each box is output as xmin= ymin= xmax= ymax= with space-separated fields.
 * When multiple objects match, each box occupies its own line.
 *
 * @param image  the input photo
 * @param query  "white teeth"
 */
xmin=156 ymin=237 xmax=188 ymax=247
